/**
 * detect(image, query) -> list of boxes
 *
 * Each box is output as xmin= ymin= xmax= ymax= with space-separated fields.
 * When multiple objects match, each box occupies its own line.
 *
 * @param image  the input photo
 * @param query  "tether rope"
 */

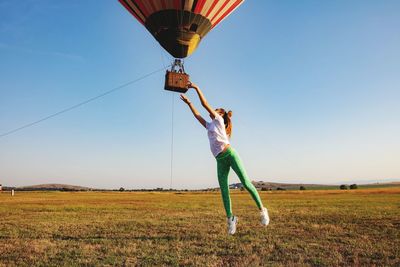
xmin=170 ymin=93 xmax=175 ymax=190
xmin=0 ymin=66 xmax=169 ymax=139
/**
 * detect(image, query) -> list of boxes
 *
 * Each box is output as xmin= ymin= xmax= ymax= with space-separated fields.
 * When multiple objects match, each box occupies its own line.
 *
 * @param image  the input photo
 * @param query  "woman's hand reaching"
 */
xmin=180 ymin=94 xmax=191 ymax=105
xmin=187 ymin=81 xmax=199 ymax=90
xmin=187 ymin=80 xmax=215 ymax=118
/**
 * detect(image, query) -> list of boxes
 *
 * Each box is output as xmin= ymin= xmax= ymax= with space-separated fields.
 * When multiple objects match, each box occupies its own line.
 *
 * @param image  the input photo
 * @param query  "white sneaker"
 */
xmin=227 ymin=216 xmax=238 ymax=235
xmin=260 ymin=207 xmax=270 ymax=226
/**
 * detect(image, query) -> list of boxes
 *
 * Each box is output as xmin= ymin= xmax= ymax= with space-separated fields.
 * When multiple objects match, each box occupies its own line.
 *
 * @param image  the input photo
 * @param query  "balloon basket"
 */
xmin=164 ymin=59 xmax=189 ymax=93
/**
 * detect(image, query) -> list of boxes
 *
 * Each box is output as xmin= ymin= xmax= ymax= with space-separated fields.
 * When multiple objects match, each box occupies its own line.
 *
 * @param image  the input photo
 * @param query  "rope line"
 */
xmin=170 ymin=93 xmax=175 ymax=190
xmin=0 ymin=66 xmax=168 ymax=139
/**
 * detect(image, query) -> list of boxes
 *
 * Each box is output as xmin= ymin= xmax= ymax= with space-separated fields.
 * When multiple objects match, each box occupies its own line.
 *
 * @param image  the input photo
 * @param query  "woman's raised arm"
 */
xmin=180 ymin=94 xmax=206 ymax=128
xmin=188 ymin=82 xmax=217 ymax=119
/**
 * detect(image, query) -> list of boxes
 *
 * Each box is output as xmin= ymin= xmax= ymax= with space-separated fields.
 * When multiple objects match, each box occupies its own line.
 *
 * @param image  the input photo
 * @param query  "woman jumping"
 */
xmin=180 ymin=82 xmax=270 ymax=235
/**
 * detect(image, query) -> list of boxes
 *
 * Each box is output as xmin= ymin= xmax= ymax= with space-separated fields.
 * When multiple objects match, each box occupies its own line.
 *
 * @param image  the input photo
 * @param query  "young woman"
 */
xmin=180 ymin=82 xmax=270 ymax=235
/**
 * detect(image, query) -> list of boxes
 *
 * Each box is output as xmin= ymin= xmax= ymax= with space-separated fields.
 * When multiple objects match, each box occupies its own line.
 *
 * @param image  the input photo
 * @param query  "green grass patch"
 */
xmin=0 ymin=188 xmax=399 ymax=266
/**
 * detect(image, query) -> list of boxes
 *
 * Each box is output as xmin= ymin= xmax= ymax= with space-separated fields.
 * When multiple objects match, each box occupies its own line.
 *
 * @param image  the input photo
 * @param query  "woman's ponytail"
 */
xmin=224 ymin=110 xmax=233 ymax=138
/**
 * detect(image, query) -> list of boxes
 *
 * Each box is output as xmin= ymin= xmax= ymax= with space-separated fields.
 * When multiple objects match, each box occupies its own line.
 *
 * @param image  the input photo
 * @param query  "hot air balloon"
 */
xmin=119 ymin=0 xmax=245 ymax=58
xmin=119 ymin=0 xmax=245 ymax=92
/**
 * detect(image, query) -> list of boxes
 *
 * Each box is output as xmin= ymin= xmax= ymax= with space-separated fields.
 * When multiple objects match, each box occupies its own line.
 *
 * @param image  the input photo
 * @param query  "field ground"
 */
xmin=0 ymin=188 xmax=399 ymax=266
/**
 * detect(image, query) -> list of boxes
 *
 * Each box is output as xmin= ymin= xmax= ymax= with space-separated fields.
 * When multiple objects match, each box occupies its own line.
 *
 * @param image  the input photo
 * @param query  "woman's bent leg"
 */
xmin=230 ymin=149 xmax=263 ymax=209
xmin=217 ymin=157 xmax=232 ymax=218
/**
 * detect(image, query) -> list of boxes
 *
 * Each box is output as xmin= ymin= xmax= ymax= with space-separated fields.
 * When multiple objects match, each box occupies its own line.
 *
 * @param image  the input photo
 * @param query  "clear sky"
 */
xmin=1 ymin=0 xmax=399 ymax=189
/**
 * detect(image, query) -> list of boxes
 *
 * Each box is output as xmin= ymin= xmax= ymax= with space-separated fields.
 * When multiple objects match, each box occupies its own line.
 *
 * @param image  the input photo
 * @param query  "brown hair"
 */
xmin=216 ymin=108 xmax=233 ymax=138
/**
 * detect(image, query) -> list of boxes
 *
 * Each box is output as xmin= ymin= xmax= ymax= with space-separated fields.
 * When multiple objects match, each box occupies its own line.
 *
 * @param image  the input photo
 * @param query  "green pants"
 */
xmin=216 ymin=147 xmax=263 ymax=218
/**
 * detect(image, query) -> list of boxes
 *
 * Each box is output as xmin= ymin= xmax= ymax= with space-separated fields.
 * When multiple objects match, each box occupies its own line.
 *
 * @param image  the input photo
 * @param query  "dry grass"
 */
xmin=0 ymin=188 xmax=399 ymax=266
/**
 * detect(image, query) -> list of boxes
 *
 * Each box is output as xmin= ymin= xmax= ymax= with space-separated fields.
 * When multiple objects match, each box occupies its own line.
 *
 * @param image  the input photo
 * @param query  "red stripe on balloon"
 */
xmin=173 ymin=0 xmax=181 ymax=9
xmin=205 ymin=0 xmax=220 ymax=18
xmin=134 ymin=1 xmax=150 ymax=17
xmin=212 ymin=0 xmax=243 ymax=28
xmin=119 ymin=0 xmax=145 ymax=24
xmin=160 ymin=0 xmax=166 ymax=9
xmin=210 ymin=0 xmax=230 ymax=22
xmin=194 ymin=0 xmax=206 ymax=14
xmin=148 ymin=0 xmax=157 ymax=14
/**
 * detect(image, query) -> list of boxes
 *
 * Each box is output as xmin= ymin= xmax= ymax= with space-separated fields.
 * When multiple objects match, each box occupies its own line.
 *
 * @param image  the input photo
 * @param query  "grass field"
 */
xmin=1 ymin=188 xmax=399 ymax=266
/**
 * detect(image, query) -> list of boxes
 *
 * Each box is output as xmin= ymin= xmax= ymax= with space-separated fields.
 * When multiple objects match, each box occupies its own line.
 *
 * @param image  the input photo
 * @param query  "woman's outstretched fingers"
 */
xmin=180 ymin=94 xmax=190 ymax=104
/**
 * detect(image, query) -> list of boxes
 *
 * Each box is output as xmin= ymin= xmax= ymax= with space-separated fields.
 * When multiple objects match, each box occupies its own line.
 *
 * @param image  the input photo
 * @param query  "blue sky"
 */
xmin=1 ymin=0 xmax=399 ymax=189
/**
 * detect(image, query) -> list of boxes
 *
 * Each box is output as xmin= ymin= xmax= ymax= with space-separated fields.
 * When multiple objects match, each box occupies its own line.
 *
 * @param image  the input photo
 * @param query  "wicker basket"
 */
xmin=164 ymin=71 xmax=189 ymax=93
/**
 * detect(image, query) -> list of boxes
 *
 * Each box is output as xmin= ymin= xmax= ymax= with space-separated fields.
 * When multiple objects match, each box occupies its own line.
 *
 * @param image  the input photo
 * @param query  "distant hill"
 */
xmin=1 ymin=180 xmax=398 ymax=192
xmin=230 ymin=180 xmax=400 ymax=190
xmin=16 ymin=184 xmax=93 ymax=191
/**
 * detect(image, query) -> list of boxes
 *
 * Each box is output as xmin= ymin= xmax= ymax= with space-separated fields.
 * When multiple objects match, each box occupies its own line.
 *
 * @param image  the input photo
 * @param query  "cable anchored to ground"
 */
xmin=0 ymin=66 xmax=169 ymax=139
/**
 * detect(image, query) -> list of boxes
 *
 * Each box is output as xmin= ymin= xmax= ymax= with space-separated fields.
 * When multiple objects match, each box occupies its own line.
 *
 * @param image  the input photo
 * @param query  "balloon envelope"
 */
xmin=119 ymin=0 xmax=245 ymax=58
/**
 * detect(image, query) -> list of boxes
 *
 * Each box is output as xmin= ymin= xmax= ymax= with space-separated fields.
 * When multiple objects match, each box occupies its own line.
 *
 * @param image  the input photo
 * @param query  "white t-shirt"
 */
xmin=206 ymin=114 xmax=230 ymax=157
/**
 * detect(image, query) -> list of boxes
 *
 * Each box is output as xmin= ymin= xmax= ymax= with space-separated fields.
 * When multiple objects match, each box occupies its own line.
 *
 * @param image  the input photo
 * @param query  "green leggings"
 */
xmin=216 ymin=147 xmax=263 ymax=218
